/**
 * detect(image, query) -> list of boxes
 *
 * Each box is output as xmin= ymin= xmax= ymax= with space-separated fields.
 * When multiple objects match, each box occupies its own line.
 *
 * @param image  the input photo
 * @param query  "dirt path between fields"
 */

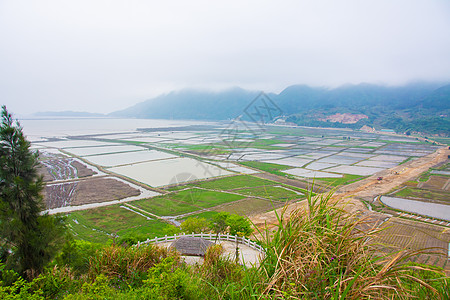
xmin=250 ymin=147 xmax=450 ymax=229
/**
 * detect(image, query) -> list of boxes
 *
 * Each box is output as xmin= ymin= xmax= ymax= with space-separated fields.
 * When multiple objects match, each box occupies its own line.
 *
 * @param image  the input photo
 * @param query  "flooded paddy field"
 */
xmin=262 ymin=157 xmax=312 ymax=168
xmin=303 ymin=162 xmax=338 ymax=170
xmin=325 ymin=165 xmax=386 ymax=176
xmin=82 ymin=149 xmax=177 ymax=167
xmin=108 ymin=157 xmax=233 ymax=187
xmin=214 ymin=162 xmax=260 ymax=174
xmin=355 ymin=160 xmax=399 ymax=168
xmin=36 ymin=139 xmax=119 ymax=149
xmin=380 ymin=196 xmax=450 ymax=221
xmin=370 ymin=160 xmax=450 ymax=242
xmin=63 ymin=144 xmax=146 ymax=156
xmin=283 ymin=168 xmax=342 ymax=178
xmin=25 ymin=118 xmax=444 ymax=243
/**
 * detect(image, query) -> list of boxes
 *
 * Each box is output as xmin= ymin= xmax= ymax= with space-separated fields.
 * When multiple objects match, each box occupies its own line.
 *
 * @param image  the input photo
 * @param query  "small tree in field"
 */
xmin=212 ymin=212 xmax=230 ymax=242
xmin=227 ymin=214 xmax=252 ymax=262
xmin=180 ymin=217 xmax=211 ymax=234
xmin=0 ymin=106 xmax=65 ymax=279
xmin=211 ymin=212 xmax=253 ymax=261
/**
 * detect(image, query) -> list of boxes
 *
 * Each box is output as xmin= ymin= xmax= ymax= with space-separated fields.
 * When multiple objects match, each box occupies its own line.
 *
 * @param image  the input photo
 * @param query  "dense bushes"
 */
xmin=0 ymin=190 xmax=449 ymax=299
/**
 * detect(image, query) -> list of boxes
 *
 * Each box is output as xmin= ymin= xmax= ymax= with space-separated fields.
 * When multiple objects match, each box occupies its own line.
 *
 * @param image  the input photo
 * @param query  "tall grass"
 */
xmin=87 ymin=243 xmax=179 ymax=284
xmin=2 ymin=189 xmax=448 ymax=299
xmin=254 ymin=190 xmax=448 ymax=299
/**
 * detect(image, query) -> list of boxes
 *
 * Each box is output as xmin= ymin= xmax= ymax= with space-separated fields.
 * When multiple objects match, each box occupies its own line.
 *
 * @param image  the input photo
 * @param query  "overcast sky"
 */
xmin=1 ymin=0 xmax=450 ymax=115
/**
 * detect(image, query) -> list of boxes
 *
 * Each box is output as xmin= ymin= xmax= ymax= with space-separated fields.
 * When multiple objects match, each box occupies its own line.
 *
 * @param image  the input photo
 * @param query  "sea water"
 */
xmin=19 ymin=117 xmax=214 ymax=140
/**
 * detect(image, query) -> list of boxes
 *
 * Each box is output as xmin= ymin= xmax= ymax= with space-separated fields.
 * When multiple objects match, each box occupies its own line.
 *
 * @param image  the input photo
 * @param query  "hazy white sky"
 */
xmin=1 ymin=0 xmax=450 ymax=115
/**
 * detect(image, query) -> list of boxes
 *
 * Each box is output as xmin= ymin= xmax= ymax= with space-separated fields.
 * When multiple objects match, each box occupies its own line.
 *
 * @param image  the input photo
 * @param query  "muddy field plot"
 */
xmin=45 ymin=182 xmax=77 ymax=209
xmin=374 ymin=218 xmax=450 ymax=271
xmin=418 ymin=175 xmax=450 ymax=191
xmin=43 ymin=177 xmax=140 ymax=209
xmin=39 ymin=159 xmax=97 ymax=182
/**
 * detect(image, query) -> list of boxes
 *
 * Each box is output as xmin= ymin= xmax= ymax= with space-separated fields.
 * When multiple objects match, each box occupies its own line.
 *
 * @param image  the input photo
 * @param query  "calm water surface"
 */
xmin=19 ymin=118 xmax=214 ymax=140
xmin=380 ymin=196 xmax=450 ymax=221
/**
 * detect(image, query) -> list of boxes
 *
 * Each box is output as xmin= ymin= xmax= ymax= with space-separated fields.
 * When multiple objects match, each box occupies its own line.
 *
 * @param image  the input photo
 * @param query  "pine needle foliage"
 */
xmin=0 ymin=106 xmax=65 ymax=279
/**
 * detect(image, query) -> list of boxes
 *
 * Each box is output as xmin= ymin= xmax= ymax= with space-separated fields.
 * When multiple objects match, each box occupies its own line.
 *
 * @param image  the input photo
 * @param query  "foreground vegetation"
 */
xmin=1 ymin=191 xmax=449 ymax=299
xmin=1 ymin=107 xmax=449 ymax=298
xmin=0 ymin=106 xmax=65 ymax=279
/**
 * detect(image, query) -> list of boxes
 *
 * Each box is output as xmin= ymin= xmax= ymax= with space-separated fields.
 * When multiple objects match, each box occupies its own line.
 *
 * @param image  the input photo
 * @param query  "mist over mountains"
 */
xmin=35 ymin=82 xmax=449 ymax=136
xmin=108 ymin=82 xmax=449 ymax=136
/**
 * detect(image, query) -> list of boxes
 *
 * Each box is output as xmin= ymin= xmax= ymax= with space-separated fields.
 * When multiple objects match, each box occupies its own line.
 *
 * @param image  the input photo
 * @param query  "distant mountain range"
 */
xmin=33 ymin=111 xmax=105 ymax=118
xmin=36 ymin=82 xmax=450 ymax=136
xmin=110 ymin=82 xmax=450 ymax=136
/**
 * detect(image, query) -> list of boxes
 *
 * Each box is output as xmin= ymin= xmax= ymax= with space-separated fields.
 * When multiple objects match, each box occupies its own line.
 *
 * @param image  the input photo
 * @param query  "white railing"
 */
xmin=137 ymin=232 xmax=265 ymax=253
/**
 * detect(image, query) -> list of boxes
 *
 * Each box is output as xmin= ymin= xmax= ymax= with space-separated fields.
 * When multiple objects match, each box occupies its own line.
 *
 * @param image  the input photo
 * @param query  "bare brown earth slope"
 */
xmin=250 ymin=146 xmax=450 ymax=272
xmin=250 ymin=147 xmax=449 ymax=227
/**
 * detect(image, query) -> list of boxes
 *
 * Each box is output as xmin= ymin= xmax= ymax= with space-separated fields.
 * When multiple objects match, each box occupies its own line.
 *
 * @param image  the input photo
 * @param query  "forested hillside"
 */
xmin=111 ymin=82 xmax=450 ymax=136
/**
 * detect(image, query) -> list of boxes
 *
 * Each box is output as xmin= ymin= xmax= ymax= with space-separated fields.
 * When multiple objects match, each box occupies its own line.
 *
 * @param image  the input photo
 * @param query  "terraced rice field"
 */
xmin=375 ymin=218 xmax=450 ymax=271
xmin=31 ymin=120 xmax=443 ymax=248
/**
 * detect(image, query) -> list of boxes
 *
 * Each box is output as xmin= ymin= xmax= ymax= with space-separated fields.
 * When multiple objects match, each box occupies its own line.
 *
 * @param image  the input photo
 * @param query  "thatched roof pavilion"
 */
xmin=170 ymin=236 xmax=213 ymax=256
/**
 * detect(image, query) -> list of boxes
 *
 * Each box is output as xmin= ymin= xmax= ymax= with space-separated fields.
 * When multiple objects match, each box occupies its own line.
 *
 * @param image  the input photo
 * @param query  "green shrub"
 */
xmin=55 ymin=238 xmax=102 ymax=274
xmin=64 ymin=274 xmax=116 ymax=300
xmin=116 ymin=233 xmax=148 ymax=248
xmin=142 ymin=257 xmax=202 ymax=299
xmin=0 ymin=263 xmax=20 ymax=287
xmin=31 ymin=266 xmax=81 ymax=299
xmin=0 ymin=276 xmax=43 ymax=299
xmin=87 ymin=243 xmax=179 ymax=287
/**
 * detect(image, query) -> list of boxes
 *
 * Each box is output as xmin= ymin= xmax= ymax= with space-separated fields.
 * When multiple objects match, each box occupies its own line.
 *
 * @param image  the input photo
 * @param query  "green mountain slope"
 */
xmin=110 ymin=82 xmax=449 ymax=136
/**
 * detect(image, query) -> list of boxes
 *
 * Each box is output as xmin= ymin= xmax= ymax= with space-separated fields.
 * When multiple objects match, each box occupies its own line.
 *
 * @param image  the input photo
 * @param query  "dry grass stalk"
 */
xmin=258 ymin=191 xmax=446 ymax=299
